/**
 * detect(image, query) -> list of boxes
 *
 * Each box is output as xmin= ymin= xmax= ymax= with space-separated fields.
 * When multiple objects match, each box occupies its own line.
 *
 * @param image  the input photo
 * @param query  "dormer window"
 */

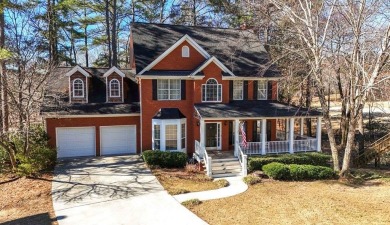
xmin=182 ymin=46 xmax=189 ymax=57
xmin=73 ymin=79 xmax=84 ymax=98
xmin=202 ymin=78 xmax=222 ymax=102
xmin=110 ymin=79 xmax=120 ymax=97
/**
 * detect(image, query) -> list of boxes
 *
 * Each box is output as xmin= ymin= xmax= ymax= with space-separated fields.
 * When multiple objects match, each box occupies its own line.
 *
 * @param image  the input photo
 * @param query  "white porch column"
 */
xmin=234 ymin=119 xmax=239 ymax=156
xmin=300 ymin=118 xmax=304 ymax=136
xmin=289 ymin=118 xmax=295 ymax=154
xmin=200 ymin=119 xmax=205 ymax=147
xmin=316 ymin=117 xmax=322 ymax=152
xmin=261 ymin=119 xmax=266 ymax=155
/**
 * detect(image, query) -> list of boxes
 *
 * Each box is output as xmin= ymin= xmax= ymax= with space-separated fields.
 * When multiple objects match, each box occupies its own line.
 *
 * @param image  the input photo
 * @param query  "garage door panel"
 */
xmin=101 ymin=126 xmax=136 ymax=155
xmin=56 ymin=127 xmax=95 ymax=158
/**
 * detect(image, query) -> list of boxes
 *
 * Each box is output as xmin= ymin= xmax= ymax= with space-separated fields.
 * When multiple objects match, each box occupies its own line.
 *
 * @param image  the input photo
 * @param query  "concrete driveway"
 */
xmin=52 ymin=155 xmax=207 ymax=225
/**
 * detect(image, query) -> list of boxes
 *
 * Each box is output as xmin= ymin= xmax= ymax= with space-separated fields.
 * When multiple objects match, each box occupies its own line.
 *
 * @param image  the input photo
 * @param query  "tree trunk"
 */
xmin=105 ymin=0 xmax=112 ymax=67
xmin=340 ymin=118 xmax=357 ymax=176
xmin=305 ymin=75 xmax=312 ymax=136
xmin=0 ymin=1 xmax=8 ymax=133
xmin=84 ymin=7 xmax=89 ymax=67
xmin=111 ymin=0 xmax=117 ymax=66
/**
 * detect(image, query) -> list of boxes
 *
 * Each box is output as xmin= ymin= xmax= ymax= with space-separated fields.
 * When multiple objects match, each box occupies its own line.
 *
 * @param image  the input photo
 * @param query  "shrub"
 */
xmin=263 ymin=162 xmax=335 ymax=181
xmin=262 ymin=162 xmax=291 ymax=180
xmin=243 ymin=175 xmax=262 ymax=185
xmin=248 ymin=153 xmax=331 ymax=172
xmin=214 ymin=179 xmax=229 ymax=188
xmin=142 ymin=150 xmax=187 ymax=168
xmin=182 ymin=199 xmax=202 ymax=208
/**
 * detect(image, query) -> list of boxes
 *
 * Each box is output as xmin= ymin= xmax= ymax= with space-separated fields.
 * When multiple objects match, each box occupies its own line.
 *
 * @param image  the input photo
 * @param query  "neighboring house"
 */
xmin=41 ymin=23 xmax=322 ymax=160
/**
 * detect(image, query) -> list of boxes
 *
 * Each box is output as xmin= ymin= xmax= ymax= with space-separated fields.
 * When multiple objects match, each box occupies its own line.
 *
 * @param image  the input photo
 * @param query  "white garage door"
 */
xmin=56 ymin=127 xmax=95 ymax=158
xmin=100 ymin=125 xmax=137 ymax=155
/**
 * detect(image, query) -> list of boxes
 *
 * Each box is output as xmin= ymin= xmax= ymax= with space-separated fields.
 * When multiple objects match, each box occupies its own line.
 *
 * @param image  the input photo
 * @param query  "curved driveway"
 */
xmin=52 ymin=155 xmax=207 ymax=225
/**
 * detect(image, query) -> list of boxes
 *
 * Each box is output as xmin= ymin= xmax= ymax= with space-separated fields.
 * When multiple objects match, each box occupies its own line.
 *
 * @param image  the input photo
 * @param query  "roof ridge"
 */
xmin=131 ymin=22 xmax=249 ymax=32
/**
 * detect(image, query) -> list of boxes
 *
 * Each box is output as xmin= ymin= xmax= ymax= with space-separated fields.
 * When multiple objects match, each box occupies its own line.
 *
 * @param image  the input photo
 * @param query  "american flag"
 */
xmin=240 ymin=122 xmax=247 ymax=148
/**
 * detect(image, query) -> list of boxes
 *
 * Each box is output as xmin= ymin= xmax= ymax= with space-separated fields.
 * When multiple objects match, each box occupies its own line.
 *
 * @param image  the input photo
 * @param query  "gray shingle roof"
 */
xmin=153 ymin=108 xmax=186 ymax=119
xmin=131 ymin=23 xmax=280 ymax=77
xmin=41 ymin=102 xmax=140 ymax=116
xmin=195 ymin=101 xmax=322 ymax=118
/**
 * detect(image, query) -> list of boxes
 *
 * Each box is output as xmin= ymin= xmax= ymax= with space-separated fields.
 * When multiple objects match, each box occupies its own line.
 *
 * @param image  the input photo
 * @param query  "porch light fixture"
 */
xmin=197 ymin=121 xmax=200 ymax=126
xmin=224 ymin=121 xmax=227 ymax=126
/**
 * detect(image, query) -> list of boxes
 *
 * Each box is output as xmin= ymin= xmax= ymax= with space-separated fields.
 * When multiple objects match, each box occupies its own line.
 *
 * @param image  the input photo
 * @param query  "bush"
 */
xmin=142 ymin=150 xmax=187 ymax=168
xmin=262 ymin=162 xmax=291 ymax=180
xmin=243 ymin=175 xmax=262 ymax=185
xmin=214 ymin=179 xmax=229 ymax=188
xmin=248 ymin=153 xmax=331 ymax=172
xmin=263 ymin=162 xmax=335 ymax=181
xmin=182 ymin=199 xmax=202 ymax=208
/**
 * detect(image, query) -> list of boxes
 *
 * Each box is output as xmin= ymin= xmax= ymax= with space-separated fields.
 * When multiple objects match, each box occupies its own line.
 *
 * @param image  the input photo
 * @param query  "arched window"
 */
xmin=182 ymin=45 xmax=190 ymax=57
xmin=202 ymin=78 xmax=222 ymax=102
xmin=110 ymin=79 xmax=120 ymax=97
xmin=73 ymin=79 xmax=84 ymax=97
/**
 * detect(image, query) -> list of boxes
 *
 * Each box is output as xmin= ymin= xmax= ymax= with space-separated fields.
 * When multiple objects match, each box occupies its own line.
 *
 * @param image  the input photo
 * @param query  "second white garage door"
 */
xmin=100 ymin=125 xmax=137 ymax=155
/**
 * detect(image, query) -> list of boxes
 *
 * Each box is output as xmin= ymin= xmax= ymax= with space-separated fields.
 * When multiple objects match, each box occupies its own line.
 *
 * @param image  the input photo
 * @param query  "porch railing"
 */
xmin=237 ymin=145 xmax=248 ymax=176
xmin=241 ymin=138 xmax=317 ymax=155
xmin=195 ymin=140 xmax=212 ymax=177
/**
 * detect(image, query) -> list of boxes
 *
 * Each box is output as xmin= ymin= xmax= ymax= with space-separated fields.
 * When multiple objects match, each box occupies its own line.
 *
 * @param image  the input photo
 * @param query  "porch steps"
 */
xmin=210 ymin=157 xmax=242 ymax=178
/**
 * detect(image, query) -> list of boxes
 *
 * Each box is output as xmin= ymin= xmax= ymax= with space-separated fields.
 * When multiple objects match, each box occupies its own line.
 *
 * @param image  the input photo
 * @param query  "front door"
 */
xmin=205 ymin=123 xmax=221 ymax=150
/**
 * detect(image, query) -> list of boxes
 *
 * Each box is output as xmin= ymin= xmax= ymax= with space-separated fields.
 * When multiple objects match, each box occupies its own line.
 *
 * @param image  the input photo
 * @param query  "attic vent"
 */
xmin=182 ymin=45 xmax=189 ymax=58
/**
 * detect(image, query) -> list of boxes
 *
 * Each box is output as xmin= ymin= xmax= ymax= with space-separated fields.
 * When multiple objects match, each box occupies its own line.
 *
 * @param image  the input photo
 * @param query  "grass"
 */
xmin=182 ymin=199 xmax=202 ymax=207
xmin=187 ymin=170 xmax=390 ymax=225
xmin=152 ymin=168 xmax=229 ymax=195
xmin=0 ymin=173 xmax=58 ymax=225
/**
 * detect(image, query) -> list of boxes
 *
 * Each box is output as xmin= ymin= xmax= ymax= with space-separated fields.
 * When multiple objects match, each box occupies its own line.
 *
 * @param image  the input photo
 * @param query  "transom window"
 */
xmin=233 ymin=80 xmax=243 ymax=100
xmin=202 ymin=78 xmax=222 ymax=102
xmin=110 ymin=79 xmax=120 ymax=97
xmin=152 ymin=119 xmax=186 ymax=152
xmin=182 ymin=45 xmax=190 ymax=57
xmin=258 ymin=81 xmax=267 ymax=100
xmin=157 ymin=79 xmax=181 ymax=100
xmin=73 ymin=79 xmax=84 ymax=97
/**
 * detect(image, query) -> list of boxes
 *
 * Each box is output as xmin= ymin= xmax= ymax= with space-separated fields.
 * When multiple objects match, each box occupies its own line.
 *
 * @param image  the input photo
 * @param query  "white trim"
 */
xmin=182 ymin=45 xmax=190 ymax=57
xmin=139 ymin=34 xmax=210 ymax=75
xmin=105 ymin=77 xmax=108 ymax=102
xmin=201 ymin=116 xmax=323 ymax=120
xmin=222 ymin=77 xmax=280 ymax=80
xmin=103 ymin=66 xmax=126 ymax=77
xmin=205 ymin=122 xmax=222 ymax=150
xmin=65 ymin=65 xmax=91 ymax=77
xmin=55 ymin=126 xmax=96 ymax=158
xmin=152 ymin=118 xmax=186 ymax=152
xmin=157 ymin=79 xmax=182 ymax=101
xmin=122 ymin=77 xmax=124 ymax=103
xmin=136 ymin=75 xmax=204 ymax=80
xmin=191 ymin=56 xmax=235 ymax=77
xmin=99 ymin=125 xmax=137 ymax=155
xmin=72 ymin=78 xmax=85 ymax=98
xmin=139 ymin=78 xmax=143 ymax=153
xmin=42 ymin=113 xmax=140 ymax=118
xmin=109 ymin=79 xmax=121 ymax=97
xmin=86 ymin=77 xmax=89 ymax=103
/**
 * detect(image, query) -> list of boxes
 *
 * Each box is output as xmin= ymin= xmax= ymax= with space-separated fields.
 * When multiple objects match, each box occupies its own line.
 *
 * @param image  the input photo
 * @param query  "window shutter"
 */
xmin=229 ymin=81 xmax=233 ymax=101
xmin=253 ymin=121 xmax=257 ymax=142
xmin=253 ymin=81 xmax=258 ymax=100
xmin=152 ymin=79 xmax=157 ymax=100
xmin=181 ymin=80 xmax=186 ymax=100
xmin=267 ymin=81 xmax=273 ymax=100
xmin=244 ymin=81 xmax=248 ymax=100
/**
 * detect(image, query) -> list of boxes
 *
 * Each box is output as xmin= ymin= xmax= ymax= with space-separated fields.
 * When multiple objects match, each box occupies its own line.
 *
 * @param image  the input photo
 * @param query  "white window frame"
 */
xmin=182 ymin=45 xmax=190 ymax=57
xmin=202 ymin=78 xmax=222 ymax=102
xmin=152 ymin=118 xmax=186 ymax=152
xmin=157 ymin=79 xmax=181 ymax=100
xmin=73 ymin=78 xmax=84 ymax=98
xmin=258 ymin=80 xmax=268 ymax=100
xmin=233 ymin=80 xmax=243 ymax=100
xmin=109 ymin=79 xmax=121 ymax=97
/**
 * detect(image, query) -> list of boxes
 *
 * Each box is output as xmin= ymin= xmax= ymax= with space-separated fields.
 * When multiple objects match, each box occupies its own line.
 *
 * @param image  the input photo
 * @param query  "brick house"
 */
xmin=42 ymin=23 xmax=322 ymax=170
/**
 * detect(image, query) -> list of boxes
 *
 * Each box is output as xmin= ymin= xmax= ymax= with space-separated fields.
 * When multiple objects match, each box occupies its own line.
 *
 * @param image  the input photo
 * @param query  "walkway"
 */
xmin=52 ymin=155 xmax=207 ymax=225
xmin=173 ymin=176 xmax=248 ymax=202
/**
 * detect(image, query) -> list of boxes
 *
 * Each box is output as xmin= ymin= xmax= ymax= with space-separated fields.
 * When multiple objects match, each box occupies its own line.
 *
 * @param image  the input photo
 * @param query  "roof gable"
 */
xmin=65 ymin=65 xmax=91 ymax=77
xmin=138 ymin=34 xmax=210 ymax=75
xmin=103 ymin=66 xmax=126 ymax=77
xmin=191 ymin=56 xmax=234 ymax=77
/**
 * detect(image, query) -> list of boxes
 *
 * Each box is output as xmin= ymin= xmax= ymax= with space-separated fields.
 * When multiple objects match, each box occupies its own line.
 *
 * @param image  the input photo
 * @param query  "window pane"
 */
xmin=165 ymin=125 xmax=177 ymax=150
xmin=181 ymin=123 xmax=185 ymax=149
xmin=157 ymin=80 xmax=181 ymax=100
xmin=154 ymin=125 xmax=160 ymax=150
xmin=258 ymin=81 xmax=267 ymax=100
xmin=233 ymin=81 xmax=243 ymax=100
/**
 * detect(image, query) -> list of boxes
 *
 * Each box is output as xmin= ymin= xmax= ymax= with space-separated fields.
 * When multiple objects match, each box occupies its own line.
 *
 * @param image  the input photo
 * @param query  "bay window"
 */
xmin=152 ymin=119 xmax=186 ymax=152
